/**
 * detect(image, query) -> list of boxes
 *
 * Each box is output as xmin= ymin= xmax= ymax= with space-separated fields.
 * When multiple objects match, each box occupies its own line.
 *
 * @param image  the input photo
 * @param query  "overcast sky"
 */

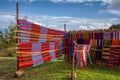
xmin=0 ymin=0 xmax=120 ymax=31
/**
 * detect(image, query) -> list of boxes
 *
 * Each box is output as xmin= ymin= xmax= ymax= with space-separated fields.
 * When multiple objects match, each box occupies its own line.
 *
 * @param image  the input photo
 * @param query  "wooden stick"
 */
xmin=17 ymin=47 xmax=66 ymax=54
xmin=16 ymin=46 xmax=67 ymax=49
xmin=64 ymin=24 xmax=67 ymax=61
xmin=71 ymin=41 xmax=77 ymax=80
xmin=16 ymin=2 xmax=19 ymax=71
xmin=18 ymin=33 xmax=63 ymax=38
xmin=90 ymin=49 xmax=120 ymax=53
xmin=15 ymin=36 xmax=63 ymax=39
xmin=16 ymin=30 xmax=64 ymax=37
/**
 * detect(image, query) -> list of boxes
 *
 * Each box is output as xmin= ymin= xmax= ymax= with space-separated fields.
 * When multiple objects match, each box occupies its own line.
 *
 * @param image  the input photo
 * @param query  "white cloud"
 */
xmin=0 ymin=11 xmax=118 ymax=31
xmin=26 ymin=14 xmax=118 ymax=31
xmin=84 ymin=3 xmax=94 ymax=7
xmin=49 ymin=0 xmax=120 ymax=9
xmin=8 ymin=0 xmax=112 ymax=4
xmin=8 ymin=0 xmax=120 ymax=9
xmin=99 ymin=9 xmax=120 ymax=16
xmin=49 ymin=0 xmax=112 ymax=4
xmin=109 ymin=0 xmax=120 ymax=9
xmin=8 ymin=0 xmax=43 ymax=2
xmin=0 ymin=12 xmax=15 ymax=29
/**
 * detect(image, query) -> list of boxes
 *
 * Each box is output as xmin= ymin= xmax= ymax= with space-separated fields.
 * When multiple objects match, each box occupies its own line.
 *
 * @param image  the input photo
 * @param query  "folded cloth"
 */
xmin=103 ymin=40 xmax=111 ymax=45
xmin=119 ymin=31 xmax=120 ymax=39
xmin=116 ymin=31 xmax=119 ymax=40
xmin=90 ymin=39 xmax=97 ymax=46
xmin=40 ymin=26 xmax=48 ymax=34
xmin=112 ymin=32 xmax=116 ymax=40
xmin=79 ymin=32 xmax=83 ymax=39
xmin=89 ymin=32 xmax=93 ymax=39
xmin=84 ymin=39 xmax=90 ymax=45
xmin=77 ymin=39 xmax=84 ymax=44
xmin=112 ymin=40 xmax=120 ymax=45
xmin=103 ymin=32 xmax=111 ymax=39
xmin=83 ymin=32 xmax=89 ymax=39
xmin=99 ymin=32 xmax=103 ymax=39
xmin=19 ymin=20 xmax=31 ymax=32
xmin=98 ymin=39 xmax=103 ymax=46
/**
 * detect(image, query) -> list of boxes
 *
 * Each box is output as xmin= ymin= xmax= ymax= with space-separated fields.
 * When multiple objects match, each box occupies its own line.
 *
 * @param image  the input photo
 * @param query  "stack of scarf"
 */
xmin=103 ymin=32 xmax=111 ymax=40
xmin=109 ymin=46 xmax=120 ymax=67
xmin=67 ymin=31 xmax=120 ymax=41
xmin=101 ymin=40 xmax=111 ymax=63
xmin=66 ymin=31 xmax=120 ymax=67
xmin=90 ymin=39 xmax=97 ymax=60
xmin=83 ymin=32 xmax=89 ymax=39
xmin=108 ymin=40 xmax=120 ymax=67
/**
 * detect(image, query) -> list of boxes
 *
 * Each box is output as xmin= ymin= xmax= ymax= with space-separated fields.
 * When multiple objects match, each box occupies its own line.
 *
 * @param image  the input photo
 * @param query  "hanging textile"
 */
xmin=75 ymin=45 xmax=91 ymax=69
xmin=16 ymin=19 xmax=66 ymax=69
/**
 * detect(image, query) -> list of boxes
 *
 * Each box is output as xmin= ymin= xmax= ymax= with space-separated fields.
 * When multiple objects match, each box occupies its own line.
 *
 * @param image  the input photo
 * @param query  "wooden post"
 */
xmin=16 ymin=2 xmax=19 ymax=23
xmin=16 ymin=2 xmax=19 ymax=71
xmin=64 ymin=24 xmax=67 ymax=61
xmin=15 ymin=2 xmax=24 ymax=77
xmin=64 ymin=24 xmax=66 ymax=32
xmin=70 ymin=41 xmax=77 ymax=80
xmin=71 ymin=50 xmax=75 ymax=80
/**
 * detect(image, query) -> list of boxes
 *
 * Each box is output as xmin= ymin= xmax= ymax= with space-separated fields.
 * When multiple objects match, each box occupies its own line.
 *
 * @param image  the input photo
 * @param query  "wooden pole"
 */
xmin=64 ymin=24 xmax=66 ymax=32
xmin=71 ymin=50 xmax=75 ymax=80
xmin=64 ymin=24 xmax=66 ymax=60
xmin=15 ymin=2 xmax=24 ymax=77
xmin=16 ymin=2 xmax=19 ymax=71
xmin=16 ymin=2 xmax=19 ymax=22
xmin=71 ymin=41 xmax=77 ymax=80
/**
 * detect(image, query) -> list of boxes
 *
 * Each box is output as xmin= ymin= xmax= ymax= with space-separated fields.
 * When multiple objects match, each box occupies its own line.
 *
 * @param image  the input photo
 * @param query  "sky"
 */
xmin=0 ymin=0 xmax=120 ymax=31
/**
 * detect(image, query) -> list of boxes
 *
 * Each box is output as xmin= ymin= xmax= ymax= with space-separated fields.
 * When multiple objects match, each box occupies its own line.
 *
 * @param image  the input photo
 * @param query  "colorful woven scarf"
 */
xmin=75 ymin=45 xmax=91 ymax=69
xmin=17 ymin=19 xmax=66 ymax=69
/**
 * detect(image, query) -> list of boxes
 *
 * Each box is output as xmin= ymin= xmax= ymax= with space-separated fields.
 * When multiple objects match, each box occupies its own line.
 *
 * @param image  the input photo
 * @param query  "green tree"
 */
xmin=0 ymin=23 xmax=16 ymax=57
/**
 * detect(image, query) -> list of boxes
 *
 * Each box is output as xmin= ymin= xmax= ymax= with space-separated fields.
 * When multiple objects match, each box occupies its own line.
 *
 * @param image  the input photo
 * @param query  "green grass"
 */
xmin=0 ymin=57 xmax=120 ymax=80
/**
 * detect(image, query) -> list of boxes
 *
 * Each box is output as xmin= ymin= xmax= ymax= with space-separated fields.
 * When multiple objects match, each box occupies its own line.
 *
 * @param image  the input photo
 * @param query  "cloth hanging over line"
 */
xmin=17 ymin=19 xmax=66 ymax=69
xmin=75 ymin=44 xmax=92 ymax=69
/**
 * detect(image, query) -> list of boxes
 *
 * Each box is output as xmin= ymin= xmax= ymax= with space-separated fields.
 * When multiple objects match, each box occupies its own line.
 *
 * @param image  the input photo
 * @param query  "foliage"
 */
xmin=0 ymin=23 xmax=16 ymax=57
xmin=109 ymin=24 xmax=120 ymax=29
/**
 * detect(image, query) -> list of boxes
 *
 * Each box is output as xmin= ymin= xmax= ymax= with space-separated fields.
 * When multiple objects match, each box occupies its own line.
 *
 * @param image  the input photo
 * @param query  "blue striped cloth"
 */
xmin=59 ymin=41 xmax=63 ymax=56
xmin=32 ymin=54 xmax=44 ymax=66
xmin=50 ymin=42 xmax=56 ymax=60
xmin=113 ymin=32 xmax=116 ymax=40
xmin=32 ymin=43 xmax=42 ymax=52
xmin=70 ymin=42 xmax=75 ymax=57
xmin=40 ymin=26 xmax=48 ymax=34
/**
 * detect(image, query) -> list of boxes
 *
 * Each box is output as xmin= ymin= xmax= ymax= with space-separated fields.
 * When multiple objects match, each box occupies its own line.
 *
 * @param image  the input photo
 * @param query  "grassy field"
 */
xmin=0 ymin=57 xmax=120 ymax=80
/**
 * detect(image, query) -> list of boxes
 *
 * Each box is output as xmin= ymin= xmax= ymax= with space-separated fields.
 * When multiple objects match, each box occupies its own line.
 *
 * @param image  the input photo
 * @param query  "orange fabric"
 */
xmin=112 ymin=40 xmax=120 ymax=45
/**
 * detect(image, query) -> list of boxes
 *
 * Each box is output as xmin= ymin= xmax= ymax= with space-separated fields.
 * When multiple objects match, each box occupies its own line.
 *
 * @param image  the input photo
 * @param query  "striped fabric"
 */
xmin=66 ymin=31 xmax=120 ymax=67
xmin=17 ymin=19 xmax=66 ymax=69
xmin=75 ymin=45 xmax=91 ymax=69
xmin=109 ymin=46 xmax=120 ymax=67
xmin=67 ymin=31 xmax=120 ymax=40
